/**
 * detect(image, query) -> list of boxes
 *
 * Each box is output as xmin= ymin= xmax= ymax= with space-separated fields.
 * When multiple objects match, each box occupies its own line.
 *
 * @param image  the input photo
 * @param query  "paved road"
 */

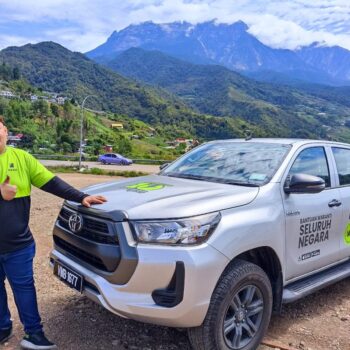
xmin=39 ymin=159 xmax=160 ymax=174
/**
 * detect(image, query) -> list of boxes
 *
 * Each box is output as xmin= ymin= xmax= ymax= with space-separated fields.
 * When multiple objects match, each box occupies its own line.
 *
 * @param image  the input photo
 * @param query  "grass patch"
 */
xmin=47 ymin=166 xmax=149 ymax=177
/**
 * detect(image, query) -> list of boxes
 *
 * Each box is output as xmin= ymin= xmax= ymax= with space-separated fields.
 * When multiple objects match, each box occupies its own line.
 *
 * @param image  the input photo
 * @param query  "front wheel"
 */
xmin=188 ymin=260 xmax=272 ymax=350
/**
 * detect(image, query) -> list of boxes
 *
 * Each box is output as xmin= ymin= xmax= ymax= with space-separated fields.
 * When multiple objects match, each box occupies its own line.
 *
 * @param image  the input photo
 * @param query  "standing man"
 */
xmin=0 ymin=116 xmax=107 ymax=349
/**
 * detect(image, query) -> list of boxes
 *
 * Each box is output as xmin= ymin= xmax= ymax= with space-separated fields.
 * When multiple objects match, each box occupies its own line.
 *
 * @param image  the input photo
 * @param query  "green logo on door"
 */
xmin=343 ymin=223 xmax=350 ymax=245
xmin=126 ymin=182 xmax=169 ymax=193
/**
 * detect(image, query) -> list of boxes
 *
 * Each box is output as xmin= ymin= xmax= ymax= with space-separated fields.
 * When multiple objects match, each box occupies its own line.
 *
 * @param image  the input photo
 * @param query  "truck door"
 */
xmin=331 ymin=147 xmax=350 ymax=260
xmin=283 ymin=146 xmax=342 ymax=281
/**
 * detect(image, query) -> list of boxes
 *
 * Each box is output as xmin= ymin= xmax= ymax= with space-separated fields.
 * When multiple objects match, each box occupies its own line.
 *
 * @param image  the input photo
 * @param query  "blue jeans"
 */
xmin=0 ymin=242 xmax=42 ymax=334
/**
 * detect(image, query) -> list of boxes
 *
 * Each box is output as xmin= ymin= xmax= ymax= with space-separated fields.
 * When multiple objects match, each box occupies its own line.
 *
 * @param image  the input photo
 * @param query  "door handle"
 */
xmin=328 ymin=199 xmax=342 ymax=207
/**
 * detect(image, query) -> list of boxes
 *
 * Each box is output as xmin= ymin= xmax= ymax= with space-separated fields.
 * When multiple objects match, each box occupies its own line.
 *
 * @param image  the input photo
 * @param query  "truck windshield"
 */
xmin=161 ymin=142 xmax=291 ymax=186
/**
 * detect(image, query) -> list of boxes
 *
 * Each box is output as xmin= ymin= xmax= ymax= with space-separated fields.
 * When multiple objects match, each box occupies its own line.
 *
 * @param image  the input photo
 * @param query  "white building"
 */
xmin=0 ymin=90 xmax=15 ymax=98
xmin=57 ymin=96 xmax=66 ymax=105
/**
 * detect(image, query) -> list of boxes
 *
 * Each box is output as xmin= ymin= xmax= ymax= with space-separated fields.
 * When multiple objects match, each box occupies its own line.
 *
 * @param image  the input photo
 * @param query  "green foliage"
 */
xmin=46 ymin=165 xmax=148 ymax=177
xmin=50 ymin=103 xmax=60 ymax=117
xmin=89 ymin=167 xmax=104 ymax=175
xmin=116 ymin=135 xmax=132 ymax=155
xmin=32 ymin=99 xmax=49 ymax=116
xmin=12 ymin=67 xmax=20 ymax=80
xmin=0 ymin=62 xmax=16 ymax=80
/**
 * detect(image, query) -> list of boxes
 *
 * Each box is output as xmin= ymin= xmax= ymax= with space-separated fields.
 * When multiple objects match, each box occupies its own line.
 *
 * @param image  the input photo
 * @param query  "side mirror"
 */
xmin=284 ymin=173 xmax=325 ymax=194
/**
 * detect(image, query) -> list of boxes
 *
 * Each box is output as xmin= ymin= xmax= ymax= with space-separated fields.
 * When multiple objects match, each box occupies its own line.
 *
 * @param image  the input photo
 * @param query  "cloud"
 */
xmin=0 ymin=0 xmax=349 ymax=51
xmin=246 ymin=14 xmax=350 ymax=50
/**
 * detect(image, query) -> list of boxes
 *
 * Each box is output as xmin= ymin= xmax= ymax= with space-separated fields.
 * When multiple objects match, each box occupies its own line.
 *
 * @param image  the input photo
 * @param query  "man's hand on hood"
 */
xmin=81 ymin=195 xmax=107 ymax=208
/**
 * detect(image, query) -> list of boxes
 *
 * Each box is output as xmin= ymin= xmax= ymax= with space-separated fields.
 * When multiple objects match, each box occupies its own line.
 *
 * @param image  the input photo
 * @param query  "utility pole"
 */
xmin=79 ymin=95 xmax=96 ymax=170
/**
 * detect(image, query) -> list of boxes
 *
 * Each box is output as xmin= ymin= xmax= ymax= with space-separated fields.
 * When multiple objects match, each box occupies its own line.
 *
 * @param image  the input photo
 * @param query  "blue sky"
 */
xmin=0 ymin=0 xmax=349 ymax=52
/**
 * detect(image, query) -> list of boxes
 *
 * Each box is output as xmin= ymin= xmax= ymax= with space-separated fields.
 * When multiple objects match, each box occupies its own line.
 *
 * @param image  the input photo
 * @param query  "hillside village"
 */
xmin=0 ymin=80 xmax=197 ymax=159
xmin=0 ymin=87 xmax=68 ymax=105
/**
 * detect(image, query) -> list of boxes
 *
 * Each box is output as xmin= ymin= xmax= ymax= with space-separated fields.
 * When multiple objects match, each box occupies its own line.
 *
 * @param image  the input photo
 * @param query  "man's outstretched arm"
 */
xmin=26 ymin=152 xmax=107 ymax=207
xmin=40 ymin=176 xmax=107 ymax=207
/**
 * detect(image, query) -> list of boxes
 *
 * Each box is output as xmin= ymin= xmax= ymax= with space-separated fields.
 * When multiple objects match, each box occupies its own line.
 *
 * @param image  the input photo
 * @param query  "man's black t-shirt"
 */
xmin=0 ymin=147 xmax=88 ymax=254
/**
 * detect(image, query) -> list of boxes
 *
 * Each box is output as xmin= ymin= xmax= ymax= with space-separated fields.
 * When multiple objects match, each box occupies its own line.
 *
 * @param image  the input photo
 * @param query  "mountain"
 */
xmin=87 ymin=20 xmax=350 ymax=86
xmin=0 ymin=41 xmax=158 ymax=115
xmin=0 ymin=42 xmax=265 ymax=140
xmin=99 ymin=47 xmax=350 ymax=141
xmin=87 ymin=21 xmax=214 ymax=65
xmin=296 ymin=43 xmax=350 ymax=82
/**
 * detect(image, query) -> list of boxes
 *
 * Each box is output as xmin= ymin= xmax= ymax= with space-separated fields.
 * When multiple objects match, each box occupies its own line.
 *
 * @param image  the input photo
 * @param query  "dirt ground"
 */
xmin=1 ymin=173 xmax=350 ymax=350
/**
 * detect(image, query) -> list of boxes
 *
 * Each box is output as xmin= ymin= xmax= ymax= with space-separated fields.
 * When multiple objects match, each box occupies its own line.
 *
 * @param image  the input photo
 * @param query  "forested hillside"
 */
xmin=2 ymin=42 xmax=350 ymax=144
xmin=0 ymin=62 xmax=264 ymax=160
xmin=0 ymin=42 xmax=265 ymax=141
xmin=102 ymin=48 xmax=350 ymax=141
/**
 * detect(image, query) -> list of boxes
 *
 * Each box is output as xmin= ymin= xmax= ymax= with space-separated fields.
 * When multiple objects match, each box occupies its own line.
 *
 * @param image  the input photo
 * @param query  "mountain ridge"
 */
xmin=99 ymin=47 xmax=350 ymax=141
xmin=86 ymin=20 xmax=350 ymax=86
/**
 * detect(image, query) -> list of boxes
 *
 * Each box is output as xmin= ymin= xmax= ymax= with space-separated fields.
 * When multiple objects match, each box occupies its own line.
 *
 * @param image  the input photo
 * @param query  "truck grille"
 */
xmin=54 ymin=236 xmax=107 ymax=271
xmin=58 ymin=207 xmax=117 ymax=245
xmin=53 ymin=206 xmax=138 ymax=284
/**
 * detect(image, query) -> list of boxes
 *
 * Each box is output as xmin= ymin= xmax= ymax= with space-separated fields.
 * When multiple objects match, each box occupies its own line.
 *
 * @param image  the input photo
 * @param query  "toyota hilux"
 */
xmin=50 ymin=139 xmax=350 ymax=350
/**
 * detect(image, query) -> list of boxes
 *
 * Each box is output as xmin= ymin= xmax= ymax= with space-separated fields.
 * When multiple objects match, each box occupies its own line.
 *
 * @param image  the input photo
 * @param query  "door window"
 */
xmin=332 ymin=147 xmax=350 ymax=186
xmin=289 ymin=147 xmax=330 ymax=187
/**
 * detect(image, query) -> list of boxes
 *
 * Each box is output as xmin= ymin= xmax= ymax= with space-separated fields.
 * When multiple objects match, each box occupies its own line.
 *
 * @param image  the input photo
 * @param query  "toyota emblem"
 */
xmin=68 ymin=213 xmax=83 ymax=233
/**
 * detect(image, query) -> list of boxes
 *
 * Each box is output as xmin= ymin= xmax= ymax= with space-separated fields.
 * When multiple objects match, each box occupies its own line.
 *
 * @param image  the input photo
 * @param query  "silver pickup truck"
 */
xmin=50 ymin=139 xmax=350 ymax=350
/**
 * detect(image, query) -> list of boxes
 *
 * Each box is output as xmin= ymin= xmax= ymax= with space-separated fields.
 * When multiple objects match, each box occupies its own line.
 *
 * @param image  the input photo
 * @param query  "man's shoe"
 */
xmin=20 ymin=331 xmax=57 ymax=350
xmin=0 ymin=327 xmax=12 ymax=344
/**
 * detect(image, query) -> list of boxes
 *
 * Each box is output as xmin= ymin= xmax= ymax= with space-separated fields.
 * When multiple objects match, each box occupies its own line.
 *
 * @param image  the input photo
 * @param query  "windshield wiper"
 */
xmin=223 ymin=181 xmax=260 ymax=187
xmin=163 ymin=173 xmax=208 ymax=181
xmin=162 ymin=173 xmax=260 ymax=187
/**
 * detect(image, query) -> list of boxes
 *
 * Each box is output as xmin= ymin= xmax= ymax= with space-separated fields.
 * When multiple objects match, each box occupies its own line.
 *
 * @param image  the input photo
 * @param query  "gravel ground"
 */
xmin=1 ymin=174 xmax=350 ymax=350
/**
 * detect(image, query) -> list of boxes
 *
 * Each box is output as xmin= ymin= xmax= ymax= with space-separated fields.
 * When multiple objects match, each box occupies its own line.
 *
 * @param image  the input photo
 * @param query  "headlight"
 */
xmin=131 ymin=212 xmax=221 ymax=245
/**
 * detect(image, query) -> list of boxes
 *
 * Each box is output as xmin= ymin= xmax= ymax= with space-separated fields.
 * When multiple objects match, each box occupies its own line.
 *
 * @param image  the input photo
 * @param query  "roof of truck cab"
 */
xmin=209 ymin=138 xmax=350 ymax=147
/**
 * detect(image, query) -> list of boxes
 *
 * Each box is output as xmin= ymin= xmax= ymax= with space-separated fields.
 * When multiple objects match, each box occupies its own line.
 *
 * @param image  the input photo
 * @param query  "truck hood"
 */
xmin=72 ymin=175 xmax=259 ymax=220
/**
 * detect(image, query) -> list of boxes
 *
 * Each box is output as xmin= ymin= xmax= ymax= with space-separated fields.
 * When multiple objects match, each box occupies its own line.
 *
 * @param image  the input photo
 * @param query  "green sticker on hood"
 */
xmin=126 ymin=182 xmax=169 ymax=193
xmin=344 ymin=223 xmax=350 ymax=245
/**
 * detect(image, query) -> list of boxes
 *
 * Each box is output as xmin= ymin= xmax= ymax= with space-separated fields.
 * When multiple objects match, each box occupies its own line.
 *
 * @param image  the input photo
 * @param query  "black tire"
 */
xmin=188 ymin=260 xmax=272 ymax=350
xmin=101 ymin=160 xmax=106 ymax=165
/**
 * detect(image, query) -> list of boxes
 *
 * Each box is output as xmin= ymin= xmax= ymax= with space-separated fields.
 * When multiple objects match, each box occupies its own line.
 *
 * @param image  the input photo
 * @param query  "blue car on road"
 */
xmin=98 ymin=153 xmax=133 ymax=165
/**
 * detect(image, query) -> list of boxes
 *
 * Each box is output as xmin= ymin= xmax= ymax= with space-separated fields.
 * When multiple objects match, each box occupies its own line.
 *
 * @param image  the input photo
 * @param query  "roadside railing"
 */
xmin=32 ymin=154 xmax=172 ymax=165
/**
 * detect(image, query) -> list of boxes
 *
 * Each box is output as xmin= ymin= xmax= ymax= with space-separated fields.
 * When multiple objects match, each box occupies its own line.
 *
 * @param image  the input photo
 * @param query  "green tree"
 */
xmin=0 ymin=98 xmax=8 ymax=115
xmin=33 ymin=100 xmax=49 ymax=116
xmin=116 ymin=135 xmax=132 ymax=155
xmin=12 ymin=67 xmax=20 ymax=80
xmin=50 ymin=104 xmax=60 ymax=118
xmin=63 ymin=100 xmax=73 ymax=116
xmin=0 ymin=62 xmax=12 ymax=80
xmin=61 ymin=142 xmax=72 ymax=153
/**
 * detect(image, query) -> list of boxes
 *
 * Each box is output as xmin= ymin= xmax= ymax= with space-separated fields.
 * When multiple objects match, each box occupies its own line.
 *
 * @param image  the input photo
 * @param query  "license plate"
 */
xmin=54 ymin=261 xmax=83 ymax=292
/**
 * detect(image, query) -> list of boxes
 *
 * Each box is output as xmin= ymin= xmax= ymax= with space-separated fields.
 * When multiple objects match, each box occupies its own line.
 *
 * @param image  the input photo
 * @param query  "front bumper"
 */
xmin=50 ymin=239 xmax=229 ymax=328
